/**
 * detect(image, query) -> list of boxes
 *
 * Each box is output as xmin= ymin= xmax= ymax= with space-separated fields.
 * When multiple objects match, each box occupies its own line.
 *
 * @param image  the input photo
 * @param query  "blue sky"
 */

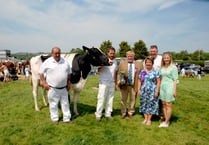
xmin=0 ymin=0 xmax=209 ymax=54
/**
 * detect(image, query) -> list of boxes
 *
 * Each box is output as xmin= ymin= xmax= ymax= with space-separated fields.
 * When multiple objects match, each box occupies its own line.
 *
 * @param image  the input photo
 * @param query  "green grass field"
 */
xmin=0 ymin=75 xmax=209 ymax=145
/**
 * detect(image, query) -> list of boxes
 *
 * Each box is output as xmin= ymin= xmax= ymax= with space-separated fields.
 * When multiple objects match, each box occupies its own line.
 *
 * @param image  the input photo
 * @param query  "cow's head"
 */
xmin=83 ymin=46 xmax=110 ymax=66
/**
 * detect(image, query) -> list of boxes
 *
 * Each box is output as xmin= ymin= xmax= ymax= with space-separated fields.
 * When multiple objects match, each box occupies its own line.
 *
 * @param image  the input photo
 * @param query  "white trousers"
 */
xmin=48 ymin=88 xmax=71 ymax=122
xmin=197 ymin=74 xmax=201 ymax=80
xmin=95 ymin=82 xmax=115 ymax=117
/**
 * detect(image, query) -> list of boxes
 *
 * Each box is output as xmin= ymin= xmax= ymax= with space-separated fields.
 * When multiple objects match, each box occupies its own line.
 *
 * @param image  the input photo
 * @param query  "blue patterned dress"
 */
xmin=139 ymin=69 xmax=160 ymax=115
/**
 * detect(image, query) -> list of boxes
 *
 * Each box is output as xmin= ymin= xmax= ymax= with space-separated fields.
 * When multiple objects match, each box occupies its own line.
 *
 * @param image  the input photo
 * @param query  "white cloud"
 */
xmin=0 ymin=0 xmax=208 ymax=53
xmin=158 ymin=0 xmax=186 ymax=10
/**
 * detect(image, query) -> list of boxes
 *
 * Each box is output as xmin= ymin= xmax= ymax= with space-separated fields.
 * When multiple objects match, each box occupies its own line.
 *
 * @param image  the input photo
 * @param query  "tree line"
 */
xmin=99 ymin=40 xmax=209 ymax=61
xmin=11 ymin=40 xmax=209 ymax=61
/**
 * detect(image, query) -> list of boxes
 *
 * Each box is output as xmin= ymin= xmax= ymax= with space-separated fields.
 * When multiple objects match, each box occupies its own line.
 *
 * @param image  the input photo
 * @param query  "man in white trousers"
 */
xmin=95 ymin=47 xmax=118 ymax=121
xmin=39 ymin=47 xmax=72 ymax=125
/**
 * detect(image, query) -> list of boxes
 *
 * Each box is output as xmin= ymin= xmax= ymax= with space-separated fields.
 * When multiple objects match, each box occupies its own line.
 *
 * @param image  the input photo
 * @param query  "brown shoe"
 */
xmin=106 ymin=116 xmax=113 ymax=120
xmin=128 ymin=114 xmax=133 ymax=119
xmin=121 ymin=114 xmax=126 ymax=119
xmin=96 ymin=117 xmax=101 ymax=122
xmin=53 ymin=121 xmax=59 ymax=125
xmin=63 ymin=121 xmax=73 ymax=124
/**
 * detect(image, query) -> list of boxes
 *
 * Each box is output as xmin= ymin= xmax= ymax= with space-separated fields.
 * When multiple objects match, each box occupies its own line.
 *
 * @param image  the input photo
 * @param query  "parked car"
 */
xmin=203 ymin=67 xmax=209 ymax=74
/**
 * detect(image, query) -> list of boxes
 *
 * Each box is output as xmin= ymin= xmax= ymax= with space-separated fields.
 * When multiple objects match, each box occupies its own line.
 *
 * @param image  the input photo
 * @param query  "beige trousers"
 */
xmin=120 ymin=86 xmax=137 ymax=115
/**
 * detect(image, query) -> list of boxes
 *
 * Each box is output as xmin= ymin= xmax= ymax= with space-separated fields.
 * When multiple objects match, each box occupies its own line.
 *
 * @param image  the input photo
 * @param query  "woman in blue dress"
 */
xmin=138 ymin=56 xmax=161 ymax=126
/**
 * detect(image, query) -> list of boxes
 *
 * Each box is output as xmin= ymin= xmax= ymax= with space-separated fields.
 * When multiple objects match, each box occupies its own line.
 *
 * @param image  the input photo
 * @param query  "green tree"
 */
xmin=192 ymin=50 xmax=203 ymax=61
xmin=176 ymin=50 xmax=189 ymax=60
xmin=202 ymin=52 xmax=209 ymax=60
xmin=99 ymin=40 xmax=112 ymax=54
xmin=132 ymin=40 xmax=148 ymax=60
xmin=170 ymin=52 xmax=177 ymax=60
xmin=118 ymin=41 xmax=131 ymax=57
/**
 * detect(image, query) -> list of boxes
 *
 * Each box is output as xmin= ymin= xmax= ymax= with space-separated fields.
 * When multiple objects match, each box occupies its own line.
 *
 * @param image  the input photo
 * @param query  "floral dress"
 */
xmin=159 ymin=65 xmax=178 ymax=102
xmin=139 ymin=69 xmax=160 ymax=115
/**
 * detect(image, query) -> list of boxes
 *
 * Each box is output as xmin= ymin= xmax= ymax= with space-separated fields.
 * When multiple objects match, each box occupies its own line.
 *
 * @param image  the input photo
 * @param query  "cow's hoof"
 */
xmin=44 ymin=103 xmax=48 ymax=106
xmin=74 ymin=112 xmax=79 ymax=116
xmin=35 ymin=108 xmax=40 ymax=112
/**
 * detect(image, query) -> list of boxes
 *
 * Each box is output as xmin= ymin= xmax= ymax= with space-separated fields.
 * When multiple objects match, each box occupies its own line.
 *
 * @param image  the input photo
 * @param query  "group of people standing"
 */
xmin=96 ymin=45 xmax=178 ymax=128
xmin=39 ymin=46 xmax=178 ymax=127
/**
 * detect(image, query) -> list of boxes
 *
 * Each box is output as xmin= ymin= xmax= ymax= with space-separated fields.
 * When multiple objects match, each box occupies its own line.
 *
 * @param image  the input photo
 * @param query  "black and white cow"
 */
xmin=30 ymin=46 xmax=110 ymax=115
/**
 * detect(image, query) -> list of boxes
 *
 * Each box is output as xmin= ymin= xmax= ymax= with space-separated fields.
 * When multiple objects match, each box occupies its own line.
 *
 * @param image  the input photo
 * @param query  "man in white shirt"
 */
xmin=149 ymin=45 xmax=162 ymax=72
xmin=95 ymin=47 xmax=118 ymax=121
xmin=149 ymin=45 xmax=164 ymax=121
xmin=39 ymin=47 xmax=72 ymax=125
xmin=181 ymin=67 xmax=185 ymax=78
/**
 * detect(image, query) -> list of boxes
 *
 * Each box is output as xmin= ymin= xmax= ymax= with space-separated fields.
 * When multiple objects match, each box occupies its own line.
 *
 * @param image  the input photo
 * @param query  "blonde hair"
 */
xmin=161 ymin=52 xmax=173 ymax=67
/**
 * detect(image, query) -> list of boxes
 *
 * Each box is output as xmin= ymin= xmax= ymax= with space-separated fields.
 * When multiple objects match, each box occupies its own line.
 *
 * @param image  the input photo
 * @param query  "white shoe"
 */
xmin=146 ymin=121 xmax=151 ymax=126
xmin=159 ymin=122 xmax=169 ymax=127
xmin=141 ymin=120 xmax=147 ymax=124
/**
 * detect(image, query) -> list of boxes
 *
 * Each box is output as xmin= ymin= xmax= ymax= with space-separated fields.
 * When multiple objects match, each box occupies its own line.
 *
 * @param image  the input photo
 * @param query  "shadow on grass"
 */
xmin=59 ymin=102 xmax=179 ymax=122
xmin=69 ymin=103 xmax=125 ymax=119
xmin=70 ymin=103 xmax=95 ymax=119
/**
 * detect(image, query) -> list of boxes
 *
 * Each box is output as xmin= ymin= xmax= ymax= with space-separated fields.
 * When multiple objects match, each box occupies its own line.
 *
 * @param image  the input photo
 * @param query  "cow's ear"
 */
xmin=82 ymin=46 xmax=90 ymax=52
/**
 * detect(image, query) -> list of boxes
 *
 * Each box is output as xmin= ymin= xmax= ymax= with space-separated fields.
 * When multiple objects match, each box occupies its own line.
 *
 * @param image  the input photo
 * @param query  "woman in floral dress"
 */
xmin=138 ymin=56 xmax=160 ymax=125
xmin=158 ymin=52 xmax=178 ymax=128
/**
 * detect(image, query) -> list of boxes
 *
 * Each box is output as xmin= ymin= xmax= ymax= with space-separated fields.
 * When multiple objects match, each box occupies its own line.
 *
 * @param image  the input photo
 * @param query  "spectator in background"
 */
xmin=0 ymin=63 xmax=10 ymax=82
xmin=25 ymin=65 xmax=30 ymax=80
xmin=181 ymin=67 xmax=185 ymax=78
xmin=197 ymin=66 xmax=202 ymax=80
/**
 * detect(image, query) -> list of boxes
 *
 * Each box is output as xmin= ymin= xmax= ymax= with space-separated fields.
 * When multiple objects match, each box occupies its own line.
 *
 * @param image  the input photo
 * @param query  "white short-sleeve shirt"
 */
xmin=39 ymin=57 xmax=72 ymax=88
xmin=143 ymin=55 xmax=162 ymax=72
xmin=153 ymin=55 xmax=162 ymax=72
xmin=99 ymin=59 xmax=118 ymax=83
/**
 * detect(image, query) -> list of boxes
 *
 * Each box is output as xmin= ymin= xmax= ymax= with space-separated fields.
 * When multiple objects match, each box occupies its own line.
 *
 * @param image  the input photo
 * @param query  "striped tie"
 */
xmin=128 ymin=63 xmax=132 ymax=85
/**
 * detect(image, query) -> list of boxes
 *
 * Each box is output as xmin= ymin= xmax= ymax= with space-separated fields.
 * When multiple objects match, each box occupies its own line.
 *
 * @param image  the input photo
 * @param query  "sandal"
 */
xmin=141 ymin=120 xmax=147 ymax=124
xmin=146 ymin=121 xmax=151 ymax=126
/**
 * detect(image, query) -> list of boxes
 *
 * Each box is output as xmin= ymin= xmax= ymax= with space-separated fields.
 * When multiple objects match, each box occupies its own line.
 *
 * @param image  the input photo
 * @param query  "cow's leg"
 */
xmin=32 ymin=78 xmax=40 ymax=111
xmin=73 ymin=91 xmax=80 ymax=116
xmin=42 ymin=87 xmax=48 ymax=106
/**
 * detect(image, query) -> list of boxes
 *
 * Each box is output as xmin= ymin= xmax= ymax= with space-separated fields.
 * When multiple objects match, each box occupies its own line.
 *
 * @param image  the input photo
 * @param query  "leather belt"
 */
xmin=49 ymin=86 xmax=66 ymax=89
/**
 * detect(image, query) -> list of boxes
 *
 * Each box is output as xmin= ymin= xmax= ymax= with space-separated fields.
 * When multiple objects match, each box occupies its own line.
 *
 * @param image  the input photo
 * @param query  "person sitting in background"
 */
xmin=138 ymin=56 xmax=160 ymax=126
xmin=9 ymin=64 xmax=18 ymax=81
xmin=0 ymin=63 xmax=10 ymax=82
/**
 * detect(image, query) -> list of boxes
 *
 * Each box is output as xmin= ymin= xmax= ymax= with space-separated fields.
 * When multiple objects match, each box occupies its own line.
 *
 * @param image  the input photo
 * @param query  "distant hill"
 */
xmin=11 ymin=52 xmax=49 ymax=60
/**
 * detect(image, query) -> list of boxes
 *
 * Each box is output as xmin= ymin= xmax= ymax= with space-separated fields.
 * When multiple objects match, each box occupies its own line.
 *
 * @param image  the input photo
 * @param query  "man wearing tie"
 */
xmin=117 ymin=51 xmax=143 ymax=119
